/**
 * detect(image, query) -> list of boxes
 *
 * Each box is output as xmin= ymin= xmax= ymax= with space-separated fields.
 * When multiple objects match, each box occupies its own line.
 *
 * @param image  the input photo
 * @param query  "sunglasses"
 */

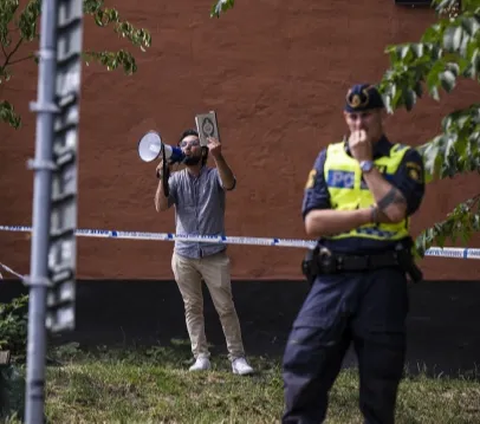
xmin=179 ymin=139 xmax=200 ymax=148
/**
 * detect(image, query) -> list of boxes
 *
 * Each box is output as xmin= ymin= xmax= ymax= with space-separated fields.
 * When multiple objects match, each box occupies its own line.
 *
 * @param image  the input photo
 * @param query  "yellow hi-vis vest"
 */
xmin=323 ymin=141 xmax=411 ymax=241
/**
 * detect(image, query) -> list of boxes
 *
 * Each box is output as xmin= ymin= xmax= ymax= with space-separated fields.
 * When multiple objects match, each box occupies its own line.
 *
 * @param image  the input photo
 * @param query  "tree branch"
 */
xmin=1 ymin=37 xmax=24 ymax=70
xmin=83 ymin=49 xmax=141 ymax=75
xmin=415 ymin=193 xmax=480 ymax=257
xmin=8 ymin=54 xmax=34 ymax=66
xmin=84 ymin=1 xmax=151 ymax=52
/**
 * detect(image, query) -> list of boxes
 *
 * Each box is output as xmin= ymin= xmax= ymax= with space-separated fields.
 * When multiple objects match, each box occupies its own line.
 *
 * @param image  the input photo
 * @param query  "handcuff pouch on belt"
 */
xmin=301 ymin=242 xmax=423 ymax=286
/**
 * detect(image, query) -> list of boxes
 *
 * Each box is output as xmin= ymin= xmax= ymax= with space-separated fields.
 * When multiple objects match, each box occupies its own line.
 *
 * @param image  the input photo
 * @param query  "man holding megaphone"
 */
xmin=154 ymin=128 xmax=254 ymax=376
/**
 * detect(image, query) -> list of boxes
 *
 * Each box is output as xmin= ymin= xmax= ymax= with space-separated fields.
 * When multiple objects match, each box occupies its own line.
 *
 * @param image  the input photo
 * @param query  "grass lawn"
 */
xmin=5 ymin=342 xmax=480 ymax=423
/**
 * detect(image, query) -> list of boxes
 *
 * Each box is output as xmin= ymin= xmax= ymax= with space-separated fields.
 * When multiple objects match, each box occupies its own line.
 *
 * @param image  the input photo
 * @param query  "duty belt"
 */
xmin=301 ymin=245 xmax=423 ymax=284
xmin=320 ymin=250 xmax=400 ymax=273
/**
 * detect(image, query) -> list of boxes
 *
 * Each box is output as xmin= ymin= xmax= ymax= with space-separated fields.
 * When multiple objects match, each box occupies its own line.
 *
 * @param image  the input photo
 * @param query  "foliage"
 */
xmin=0 ymin=365 xmax=25 ymax=422
xmin=0 ymin=294 xmax=28 ymax=360
xmin=377 ymin=0 xmax=480 ymax=256
xmin=0 ymin=0 xmax=152 ymax=129
xmin=210 ymin=0 xmax=235 ymax=18
xmin=417 ymin=194 xmax=480 ymax=254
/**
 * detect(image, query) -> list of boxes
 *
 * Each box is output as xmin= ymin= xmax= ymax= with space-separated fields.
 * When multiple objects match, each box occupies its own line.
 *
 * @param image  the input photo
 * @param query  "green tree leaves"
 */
xmin=211 ymin=0 xmax=235 ymax=18
xmin=0 ymin=0 xmax=152 ymax=129
xmin=416 ymin=194 xmax=480 ymax=256
xmin=379 ymin=1 xmax=480 ymax=110
xmin=83 ymin=0 xmax=152 ymax=59
xmin=0 ymin=101 xmax=20 ymax=129
xmin=82 ymin=1 xmax=152 ymax=76
xmin=418 ymin=104 xmax=480 ymax=182
xmin=17 ymin=0 xmax=40 ymax=42
xmin=379 ymin=0 xmax=480 ymax=256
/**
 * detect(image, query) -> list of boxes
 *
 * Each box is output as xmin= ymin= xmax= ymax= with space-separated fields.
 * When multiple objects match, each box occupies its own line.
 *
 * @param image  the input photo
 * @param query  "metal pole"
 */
xmin=25 ymin=0 xmax=58 ymax=421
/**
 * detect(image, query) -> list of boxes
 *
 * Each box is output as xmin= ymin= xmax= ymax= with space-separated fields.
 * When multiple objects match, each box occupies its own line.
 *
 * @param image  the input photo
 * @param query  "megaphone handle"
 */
xmin=162 ymin=145 xmax=170 ymax=197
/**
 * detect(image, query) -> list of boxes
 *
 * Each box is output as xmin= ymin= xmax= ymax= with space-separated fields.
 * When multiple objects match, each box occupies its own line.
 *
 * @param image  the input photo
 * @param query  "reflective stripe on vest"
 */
xmin=323 ymin=141 xmax=410 ymax=241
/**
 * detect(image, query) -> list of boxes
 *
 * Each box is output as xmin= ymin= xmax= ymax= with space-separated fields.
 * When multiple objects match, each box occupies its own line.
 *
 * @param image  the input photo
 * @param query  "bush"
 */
xmin=0 ymin=294 xmax=29 ymax=362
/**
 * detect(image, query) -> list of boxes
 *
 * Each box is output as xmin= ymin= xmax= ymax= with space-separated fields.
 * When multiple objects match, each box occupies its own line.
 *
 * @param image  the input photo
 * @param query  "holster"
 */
xmin=394 ymin=243 xmax=424 ymax=284
xmin=301 ymin=246 xmax=334 ymax=286
xmin=301 ymin=247 xmax=319 ymax=286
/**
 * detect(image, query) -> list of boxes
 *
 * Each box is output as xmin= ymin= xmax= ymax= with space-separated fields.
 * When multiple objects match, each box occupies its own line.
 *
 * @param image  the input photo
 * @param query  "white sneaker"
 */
xmin=231 ymin=357 xmax=254 ymax=375
xmin=189 ymin=356 xmax=211 ymax=372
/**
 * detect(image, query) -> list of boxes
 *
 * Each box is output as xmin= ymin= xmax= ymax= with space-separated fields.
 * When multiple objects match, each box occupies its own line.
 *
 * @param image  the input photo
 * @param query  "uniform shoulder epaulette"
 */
xmin=391 ymin=143 xmax=410 ymax=152
xmin=328 ymin=141 xmax=345 ymax=152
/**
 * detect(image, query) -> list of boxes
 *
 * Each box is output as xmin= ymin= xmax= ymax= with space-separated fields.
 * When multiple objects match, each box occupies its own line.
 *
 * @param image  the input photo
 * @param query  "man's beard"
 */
xmin=183 ymin=155 xmax=201 ymax=166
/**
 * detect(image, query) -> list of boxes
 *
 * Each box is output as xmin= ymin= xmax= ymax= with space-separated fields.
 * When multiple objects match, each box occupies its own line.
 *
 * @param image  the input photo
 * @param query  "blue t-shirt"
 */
xmin=302 ymin=136 xmax=425 ymax=254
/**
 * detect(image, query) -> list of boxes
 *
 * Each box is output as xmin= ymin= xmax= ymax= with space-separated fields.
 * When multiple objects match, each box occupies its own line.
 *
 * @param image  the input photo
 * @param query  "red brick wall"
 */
xmin=1 ymin=0 xmax=479 ymax=280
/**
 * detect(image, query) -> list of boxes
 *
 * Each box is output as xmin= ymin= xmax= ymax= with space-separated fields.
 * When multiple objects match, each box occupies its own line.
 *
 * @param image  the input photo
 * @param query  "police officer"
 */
xmin=281 ymin=83 xmax=426 ymax=424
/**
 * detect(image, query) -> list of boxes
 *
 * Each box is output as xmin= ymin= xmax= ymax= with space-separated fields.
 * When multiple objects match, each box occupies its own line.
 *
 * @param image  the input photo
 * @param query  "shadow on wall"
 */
xmin=0 ymin=279 xmax=479 ymax=378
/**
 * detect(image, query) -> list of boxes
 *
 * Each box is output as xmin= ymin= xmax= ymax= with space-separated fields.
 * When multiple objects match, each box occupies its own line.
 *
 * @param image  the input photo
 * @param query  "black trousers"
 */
xmin=282 ymin=267 xmax=409 ymax=424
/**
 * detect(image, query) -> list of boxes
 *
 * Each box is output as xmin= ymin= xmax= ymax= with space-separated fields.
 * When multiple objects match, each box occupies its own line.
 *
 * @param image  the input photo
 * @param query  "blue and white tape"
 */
xmin=0 ymin=224 xmax=479 ymax=260
xmin=0 ymin=262 xmax=24 ymax=279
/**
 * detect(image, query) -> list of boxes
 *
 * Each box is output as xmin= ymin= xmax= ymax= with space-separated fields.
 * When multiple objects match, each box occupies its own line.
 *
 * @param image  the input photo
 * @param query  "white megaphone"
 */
xmin=137 ymin=130 xmax=186 ymax=164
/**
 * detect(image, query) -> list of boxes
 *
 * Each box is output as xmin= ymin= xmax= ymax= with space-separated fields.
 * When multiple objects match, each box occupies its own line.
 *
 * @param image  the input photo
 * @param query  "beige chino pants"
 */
xmin=171 ymin=250 xmax=245 ymax=361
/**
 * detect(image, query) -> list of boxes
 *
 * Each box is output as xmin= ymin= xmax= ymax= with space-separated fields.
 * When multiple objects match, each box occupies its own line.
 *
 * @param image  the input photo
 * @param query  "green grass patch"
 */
xmin=4 ymin=343 xmax=480 ymax=423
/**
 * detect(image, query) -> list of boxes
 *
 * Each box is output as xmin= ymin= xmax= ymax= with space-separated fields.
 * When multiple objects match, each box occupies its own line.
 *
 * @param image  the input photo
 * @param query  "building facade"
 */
xmin=1 ymin=0 xmax=478 ymax=281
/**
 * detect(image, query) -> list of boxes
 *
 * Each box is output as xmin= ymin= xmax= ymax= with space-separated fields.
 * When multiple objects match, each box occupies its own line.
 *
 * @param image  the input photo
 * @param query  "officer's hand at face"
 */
xmin=348 ymin=129 xmax=373 ymax=162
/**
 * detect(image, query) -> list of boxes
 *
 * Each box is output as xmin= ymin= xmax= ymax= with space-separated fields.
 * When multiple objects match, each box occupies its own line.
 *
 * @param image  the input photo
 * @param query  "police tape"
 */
xmin=0 ymin=262 xmax=24 ymax=279
xmin=0 ymin=224 xmax=479 ymax=259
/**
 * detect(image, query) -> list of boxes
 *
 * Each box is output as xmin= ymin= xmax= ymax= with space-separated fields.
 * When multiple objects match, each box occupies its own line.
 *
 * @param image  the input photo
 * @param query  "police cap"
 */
xmin=344 ymin=83 xmax=384 ymax=113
